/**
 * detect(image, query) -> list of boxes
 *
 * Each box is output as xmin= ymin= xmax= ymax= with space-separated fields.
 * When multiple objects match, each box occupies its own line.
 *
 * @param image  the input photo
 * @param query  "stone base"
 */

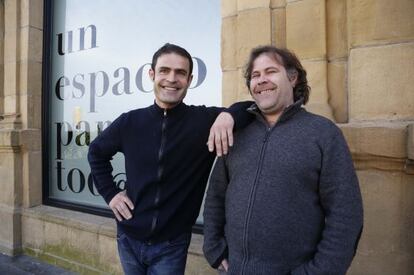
xmin=0 ymin=205 xmax=22 ymax=256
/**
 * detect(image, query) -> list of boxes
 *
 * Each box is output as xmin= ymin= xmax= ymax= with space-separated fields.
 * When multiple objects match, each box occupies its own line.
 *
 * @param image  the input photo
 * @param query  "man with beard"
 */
xmin=203 ymin=46 xmax=363 ymax=275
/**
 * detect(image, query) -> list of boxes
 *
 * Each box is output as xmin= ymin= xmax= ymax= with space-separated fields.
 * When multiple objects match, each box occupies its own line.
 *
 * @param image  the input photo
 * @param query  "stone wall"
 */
xmin=0 ymin=0 xmax=413 ymax=274
xmin=0 ymin=0 xmax=43 ymax=256
xmin=220 ymin=0 xmax=414 ymax=274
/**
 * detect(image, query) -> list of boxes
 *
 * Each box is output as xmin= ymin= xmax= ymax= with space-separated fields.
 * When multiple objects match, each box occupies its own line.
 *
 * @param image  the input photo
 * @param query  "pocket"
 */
xmin=117 ymin=231 xmax=127 ymax=241
xmin=116 ymin=226 xmax=128 ymax=241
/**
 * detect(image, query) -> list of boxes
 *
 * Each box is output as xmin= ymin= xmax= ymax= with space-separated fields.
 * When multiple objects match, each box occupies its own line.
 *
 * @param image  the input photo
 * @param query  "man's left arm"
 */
xmin=207 ymin=101 xmax=254 ymax=156
xmin=292 ymin=128 xmax=363 ymax=275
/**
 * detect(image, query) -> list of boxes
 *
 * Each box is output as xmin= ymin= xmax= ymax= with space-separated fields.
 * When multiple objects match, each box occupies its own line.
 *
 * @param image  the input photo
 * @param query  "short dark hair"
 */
xmin=151 ymin=43 xmax=193 ymax=77
xmin=244 ymin=45 xmax=310 ymax=104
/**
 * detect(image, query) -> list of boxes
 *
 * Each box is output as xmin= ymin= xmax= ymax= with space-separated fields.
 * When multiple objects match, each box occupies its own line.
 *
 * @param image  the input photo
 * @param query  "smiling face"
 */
xmin=149 ymin=53 xmax=193 ymax=109
xmin=249 ymin=53 xmax=297 ymax=125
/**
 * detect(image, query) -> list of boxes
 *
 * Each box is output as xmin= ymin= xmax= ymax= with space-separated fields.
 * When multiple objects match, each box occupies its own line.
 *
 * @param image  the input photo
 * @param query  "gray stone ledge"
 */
xmin=21 ymin=205 xmax=206 ymax=255
xmin=22 ymin=205 xmax=116 ymax=237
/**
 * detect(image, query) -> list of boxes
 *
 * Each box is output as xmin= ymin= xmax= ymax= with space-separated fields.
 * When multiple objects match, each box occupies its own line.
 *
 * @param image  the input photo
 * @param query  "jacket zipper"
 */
xmin=240 ymin=126 xmax=271 ymax=274
xmin=150 ymin=109 xmax=167 ymax=235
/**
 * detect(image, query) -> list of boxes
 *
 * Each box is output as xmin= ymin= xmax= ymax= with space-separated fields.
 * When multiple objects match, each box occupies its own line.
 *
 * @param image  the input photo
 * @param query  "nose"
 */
xmin=257 ymin=74 xmax=267 ymax=85
xmin=166 ymin=71 xmax=177 ymax=82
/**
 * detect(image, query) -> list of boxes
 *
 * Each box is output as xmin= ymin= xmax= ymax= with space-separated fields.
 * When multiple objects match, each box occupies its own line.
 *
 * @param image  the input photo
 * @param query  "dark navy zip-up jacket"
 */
xmin=88 ymin=101 xmax=252 ymax=243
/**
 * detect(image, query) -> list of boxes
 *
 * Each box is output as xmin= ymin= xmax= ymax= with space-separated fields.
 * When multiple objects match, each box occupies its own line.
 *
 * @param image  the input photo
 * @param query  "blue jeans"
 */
xmin=117 ymin=228 xmax=191 ymax=275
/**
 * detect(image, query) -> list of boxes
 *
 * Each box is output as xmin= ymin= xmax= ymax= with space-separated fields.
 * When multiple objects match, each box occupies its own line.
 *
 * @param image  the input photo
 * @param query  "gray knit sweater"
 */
xmin=203 ymin=101 xmax=363 ymax=275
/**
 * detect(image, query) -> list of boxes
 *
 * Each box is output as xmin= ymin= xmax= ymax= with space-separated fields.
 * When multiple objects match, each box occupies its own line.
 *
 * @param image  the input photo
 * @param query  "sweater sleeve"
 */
xmin=291 ymin=128 xmax=363 ymax=275
xmin=225 ymin=101 xmax=254 ymax=131
xmin=87 ymin=113 xmax=125 ymax=205
xmin=203 ymin=157 xmax=230 ymax=268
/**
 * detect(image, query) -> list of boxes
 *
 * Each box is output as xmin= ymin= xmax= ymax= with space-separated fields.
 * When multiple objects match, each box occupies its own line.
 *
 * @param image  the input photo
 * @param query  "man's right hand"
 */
xmin=218 ymin=259 xmax=229 ymax=272
xmin=109 ymin=190 xmax=134 ymax=221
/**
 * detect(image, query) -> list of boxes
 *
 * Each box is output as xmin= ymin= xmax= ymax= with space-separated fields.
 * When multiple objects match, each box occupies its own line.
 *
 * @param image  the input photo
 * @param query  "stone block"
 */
xmin=19 ymin=61 xmax=42 ymax=96
xmin=271 ymin=0 xmax=286 ymax=8
xmin=186 ymin=233 xmax=215 ymax=275
xmin=20 ymin=129 xmax=41 ymax=151
xmin=286 ymin=0 xmax=326 ymax=59
xmin=349 ymin=43 xmax=414 ymax=121
xmin=4 ymin=95 xmax=17 ymax=114
xmin=4 ymin=0 xmax=18 ymax=64
xmin=21 ymin=0 xmax=43 ymax=29
xmin=20 ymin=26 xmax=43 ymax=63
xmin=0 ymin=3 xmax=4 ymax=31
xmin=408 ymin=124 xmax=414 ymax=160
xmin=4 ymin=0 xmax=18 ymax=30
xmin=222 ymin=70 xmax=239 ymax=107
xmin=0 ymin=151 xmax=21 ymax=205
xmin=22 ymin=150 xmax=42 ymax=207
xmin=221 ymin=16 xmax=237 ymax=70
xmin=97 ymin=234 xmax=121 ymax=274
xmin=20 ymin=0 xmax=30 ymax=27
xmin=349 ymin=170 xmax=414 ymax=275
xmin=237 ymin=68 xmax=252 ymax=101
xmin=237 ymin=0 xmax=270 ymax=11
xmin=43 ymin=222 xmax=69 ymax=245
xmin=327 ymin=0 xmax=347 ymax=59
xmin=0 ymin=206 xmax=22 ymax=255
xmin=3 ymin=29 xmax=17 ymax=63
xmin=21 ymin=215 xmax=44 ymax=248
xmin=271 ymin=8 xmax=286 ymax=48
xmin=221 ymin=0 xmax=237 ymax=18
xmin=236 ymin=8 xmax=271 ymax=68
xmin=340 ymin=123 xmax=406 ymax=159
xmin=66 ymin=228 xmax=100 ymax=267
xmin=20 ymin=94 xmax=42 ymax=129
xmin=0 ymin=39 xmax=4 ymax=64
xmin=0 ymin=129 xmax=20 ymax=147
xmin=328 ymin=61 xmax=347 ymax=122
xmin=4 ymin=61 xmax=17 ymax=96
xmin=186 ymin=253 xmax=216 ymax=275
xmin=301 ymin=59 xmax=334 ymax=119
xmin=348 ymin=0 xmax=414 ymax=48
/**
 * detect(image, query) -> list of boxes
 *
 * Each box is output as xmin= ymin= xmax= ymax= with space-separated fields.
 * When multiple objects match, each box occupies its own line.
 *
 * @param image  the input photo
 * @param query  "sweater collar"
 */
xmin=247 ymin=98 xmax=304 ymax=125
xmin=150 ymin=100 xmax=187 ymax=116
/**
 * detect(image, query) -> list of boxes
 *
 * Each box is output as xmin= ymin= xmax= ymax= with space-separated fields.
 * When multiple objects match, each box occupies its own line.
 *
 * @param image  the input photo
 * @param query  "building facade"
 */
xmin=0 ymin=0 xmax=413 ymax=274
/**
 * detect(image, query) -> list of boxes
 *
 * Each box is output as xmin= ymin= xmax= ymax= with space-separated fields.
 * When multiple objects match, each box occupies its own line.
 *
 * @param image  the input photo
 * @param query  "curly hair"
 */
xmin=244 ymin=46 xmax=310 ymax=104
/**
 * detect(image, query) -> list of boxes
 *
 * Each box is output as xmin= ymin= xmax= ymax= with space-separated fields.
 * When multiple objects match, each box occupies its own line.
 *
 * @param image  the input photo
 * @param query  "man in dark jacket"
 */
xmin=88 ymin=43 xmax=252 ymax=275
xmin=203 ymin=46 xmax=363 ymax=275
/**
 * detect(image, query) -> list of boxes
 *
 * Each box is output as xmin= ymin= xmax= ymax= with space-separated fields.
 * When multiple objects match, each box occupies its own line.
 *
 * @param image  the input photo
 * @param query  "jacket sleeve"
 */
xmin=225 ymin=101 xmax=254 ymax=131
xmin=203 ymin=156 xmax=230 ymax=268
xmin=291 ymin=128 xmax=363 ymax=275
xmin=87 ymin=113 xmax=125 ymax=205
xmin=206 ymin=101 xmax=254 ymax=131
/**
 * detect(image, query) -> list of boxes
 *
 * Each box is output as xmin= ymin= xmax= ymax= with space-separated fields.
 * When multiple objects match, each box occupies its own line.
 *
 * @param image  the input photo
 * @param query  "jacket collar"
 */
xmin=247 ymin=98 xmax=305 ymax=125
xmin=150 ymin=101 xmax=187 ymax=116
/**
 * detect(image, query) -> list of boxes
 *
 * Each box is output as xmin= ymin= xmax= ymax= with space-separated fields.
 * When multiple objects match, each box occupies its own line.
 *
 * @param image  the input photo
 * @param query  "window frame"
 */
xmin=41 ymin=0 xmax=204 ymax=233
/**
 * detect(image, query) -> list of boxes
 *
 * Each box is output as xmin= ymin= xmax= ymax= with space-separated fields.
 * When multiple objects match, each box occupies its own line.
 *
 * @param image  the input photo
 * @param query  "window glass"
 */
xmin=47 ymin=0 xmax=221 ymax=223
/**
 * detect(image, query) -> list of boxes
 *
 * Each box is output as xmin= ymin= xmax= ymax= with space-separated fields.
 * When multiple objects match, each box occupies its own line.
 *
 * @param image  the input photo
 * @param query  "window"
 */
xmin=43 ymin=0 xmax=221 ymax=224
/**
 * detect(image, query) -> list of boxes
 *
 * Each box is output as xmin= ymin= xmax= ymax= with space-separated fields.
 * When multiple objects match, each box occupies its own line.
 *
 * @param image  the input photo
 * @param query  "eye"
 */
xmin=251 ymin=73 xmax=259 ymax=79
xmin=159 ymin=68 xmax=168 ymax=74
xmin=177 ymin=70 xmax=187 ymax=76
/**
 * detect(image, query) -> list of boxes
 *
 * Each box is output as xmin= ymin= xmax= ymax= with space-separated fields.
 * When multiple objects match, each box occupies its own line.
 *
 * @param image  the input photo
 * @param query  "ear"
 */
xmin=149 ymin=68 xmax=155 ymax=82
xmin=287 ymin=69 xmax=298 ymax=88
xmin=187 ymin=74 xmax=193 ymax=86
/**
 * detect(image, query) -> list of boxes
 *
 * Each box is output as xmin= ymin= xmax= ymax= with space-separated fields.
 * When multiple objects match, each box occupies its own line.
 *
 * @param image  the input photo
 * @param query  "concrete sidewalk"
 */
xmin=0 ymin=253 xmax=75 ymax=275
